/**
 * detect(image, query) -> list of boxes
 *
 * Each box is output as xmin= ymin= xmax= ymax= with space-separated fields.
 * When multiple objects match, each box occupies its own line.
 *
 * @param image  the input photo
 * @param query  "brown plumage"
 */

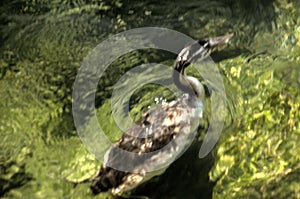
xmin=90 ymin=94 xmax=201 ymax=195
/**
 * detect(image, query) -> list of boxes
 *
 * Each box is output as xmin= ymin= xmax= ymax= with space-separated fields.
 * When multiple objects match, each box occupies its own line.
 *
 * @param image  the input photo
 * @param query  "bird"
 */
xmin=78 ymin=33 xmax=233 ymax=197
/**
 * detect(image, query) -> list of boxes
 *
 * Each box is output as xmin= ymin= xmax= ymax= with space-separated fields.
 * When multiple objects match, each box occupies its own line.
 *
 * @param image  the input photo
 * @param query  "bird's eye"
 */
xmin=198 ymin=39 xmax=208 ymax=47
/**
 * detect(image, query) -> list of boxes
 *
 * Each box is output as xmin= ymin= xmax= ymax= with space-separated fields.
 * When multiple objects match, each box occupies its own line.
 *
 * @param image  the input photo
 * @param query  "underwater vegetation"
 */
xmin=0 ymin=0 xmax=299 ymax=198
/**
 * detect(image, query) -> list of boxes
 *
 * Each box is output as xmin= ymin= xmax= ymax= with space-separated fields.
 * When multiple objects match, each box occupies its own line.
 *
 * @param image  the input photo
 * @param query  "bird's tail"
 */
xmin=90 ymin=166 xmax=128 ymax=194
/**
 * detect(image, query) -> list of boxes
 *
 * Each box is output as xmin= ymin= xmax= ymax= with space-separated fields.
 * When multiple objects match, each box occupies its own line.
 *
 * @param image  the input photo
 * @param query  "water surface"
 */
xmin=1 ymin=0 xmax=299 ymax=198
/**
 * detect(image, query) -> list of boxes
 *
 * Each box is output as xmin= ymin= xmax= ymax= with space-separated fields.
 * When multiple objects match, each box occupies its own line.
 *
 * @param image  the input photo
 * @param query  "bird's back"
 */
xmin=90 ymin=94 xmax=203 ymax=195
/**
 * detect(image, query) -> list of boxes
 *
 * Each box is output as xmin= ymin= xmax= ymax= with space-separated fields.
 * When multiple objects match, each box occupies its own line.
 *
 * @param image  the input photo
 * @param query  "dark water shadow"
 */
xmin=212 ymin=47 xmax=251 ymax=62
xmin=132 ymin=139 xmax=215 ymax=199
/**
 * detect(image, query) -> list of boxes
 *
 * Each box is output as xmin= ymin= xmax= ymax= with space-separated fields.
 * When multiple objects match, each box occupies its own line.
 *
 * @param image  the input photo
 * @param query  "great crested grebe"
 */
xmin=75 ymin=33 xmax=233 ymax=196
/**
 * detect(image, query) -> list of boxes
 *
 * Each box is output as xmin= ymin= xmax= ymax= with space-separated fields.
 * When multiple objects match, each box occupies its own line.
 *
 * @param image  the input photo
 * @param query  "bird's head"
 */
xmin=175 ymin=33 xmax=233 ymax=71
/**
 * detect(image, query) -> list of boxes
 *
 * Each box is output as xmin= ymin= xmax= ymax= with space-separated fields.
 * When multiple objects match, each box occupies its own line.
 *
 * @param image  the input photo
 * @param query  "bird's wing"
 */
xmin=91 ymin=95 xmax=201 ymax=194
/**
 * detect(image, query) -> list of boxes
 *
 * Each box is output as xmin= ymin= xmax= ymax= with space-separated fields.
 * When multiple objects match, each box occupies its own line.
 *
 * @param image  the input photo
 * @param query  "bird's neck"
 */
xmin=184 ymin=76 xmax=204 ymax=98
xmin=172 ymin=65 xmax=203 ymax=99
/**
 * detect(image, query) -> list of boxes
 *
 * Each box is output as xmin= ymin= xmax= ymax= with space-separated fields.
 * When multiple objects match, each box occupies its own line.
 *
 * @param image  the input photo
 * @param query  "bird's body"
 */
xmin=91 ymin=93 xmax=203 ymax=195
xmin=74 ymin=33 xmax=233 ymax=196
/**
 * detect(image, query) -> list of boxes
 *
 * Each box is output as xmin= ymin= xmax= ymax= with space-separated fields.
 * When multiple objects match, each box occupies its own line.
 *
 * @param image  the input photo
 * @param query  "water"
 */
xmin=0 ymin=0 xmax=299 ymax=198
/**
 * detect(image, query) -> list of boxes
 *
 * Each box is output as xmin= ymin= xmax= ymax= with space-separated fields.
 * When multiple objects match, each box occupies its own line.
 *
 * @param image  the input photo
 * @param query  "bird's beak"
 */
xmin=208 ymin=33 xmax=234 ymax=48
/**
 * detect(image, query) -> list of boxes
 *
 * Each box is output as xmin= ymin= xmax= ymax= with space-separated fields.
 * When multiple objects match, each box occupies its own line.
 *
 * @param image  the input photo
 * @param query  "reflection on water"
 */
xmin=0 ymin=0 xmax=299 ymax=198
